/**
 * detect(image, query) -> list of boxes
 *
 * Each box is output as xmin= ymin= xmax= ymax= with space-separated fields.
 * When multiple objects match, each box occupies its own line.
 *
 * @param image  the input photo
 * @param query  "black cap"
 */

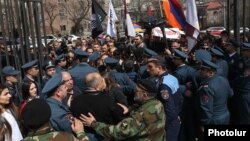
xmin=210 ymin=48 xmax=224 ymax=57
xmin=43 ymin=60 xmax=55 ymax=70
xmin=241 ymin=43 xmax=250 ymax=50
xmin=201 ymin=59 xmax=218 ymax=70
xmin=137 ymin=79 xmax=158 ymax=93
xmin=21 ymin=99 xmax=51 ymax=130
xmin=2 ymin=66 xmax=20 ymax=76
xmin=143 ymin=48 xmax=158 ymax=57
xmin=21 ymin=60 xmax=38 ymax=70
xmin=104 ymin=57 xmax=118 ymax=66
xmin=173 ymin=49 xmax=188 ymax=59
xmin=42 ymin=73 xmax=64 ymax=94
xmin=195 ymin=49 xmax=212 ymax=62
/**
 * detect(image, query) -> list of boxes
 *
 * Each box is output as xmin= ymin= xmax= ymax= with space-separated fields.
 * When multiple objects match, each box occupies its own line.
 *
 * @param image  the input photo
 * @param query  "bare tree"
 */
xmin=62 ymin=0 xmax=91 ymax=34
xmin=43 ymin=0 xmax=59 ymax=34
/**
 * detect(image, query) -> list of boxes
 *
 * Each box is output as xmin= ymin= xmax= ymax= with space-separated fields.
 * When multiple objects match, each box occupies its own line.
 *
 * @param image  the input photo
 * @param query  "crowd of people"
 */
xmin=0 ymin=30 xmax=250 ymax=141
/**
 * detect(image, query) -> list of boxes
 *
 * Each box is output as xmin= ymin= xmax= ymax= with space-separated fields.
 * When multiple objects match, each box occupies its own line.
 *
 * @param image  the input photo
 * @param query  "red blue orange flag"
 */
xmin=162 ymin=0 xmax=186 ymax=30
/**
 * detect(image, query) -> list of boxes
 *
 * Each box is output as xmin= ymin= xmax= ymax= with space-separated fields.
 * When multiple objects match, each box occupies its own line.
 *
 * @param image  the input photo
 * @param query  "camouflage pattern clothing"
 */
xmin=22 ymin=127 xmax=89 ymax=141
xmin=91 ymin=98 xmax=166 ymax=141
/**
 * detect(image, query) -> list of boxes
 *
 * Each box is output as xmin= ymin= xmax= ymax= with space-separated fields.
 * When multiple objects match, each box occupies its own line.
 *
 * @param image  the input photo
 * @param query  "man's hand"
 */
xmin=79 ymin=113 xmax=96 ymax=127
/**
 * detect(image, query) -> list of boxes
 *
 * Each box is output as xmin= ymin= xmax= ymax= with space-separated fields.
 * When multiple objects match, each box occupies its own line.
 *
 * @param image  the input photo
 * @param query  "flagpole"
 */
xmin=158 ymin=0 xmax=163 ymax=18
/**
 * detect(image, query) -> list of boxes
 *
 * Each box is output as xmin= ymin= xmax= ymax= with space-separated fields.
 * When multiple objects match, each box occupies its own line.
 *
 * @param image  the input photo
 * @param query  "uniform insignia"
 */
xmin=121 ymin=122 xmax=128 ymax=130
xmin=160 ymin=90 xmax=169 ymax=100
xmin=201 ymin=94 xmax=209 ymax=104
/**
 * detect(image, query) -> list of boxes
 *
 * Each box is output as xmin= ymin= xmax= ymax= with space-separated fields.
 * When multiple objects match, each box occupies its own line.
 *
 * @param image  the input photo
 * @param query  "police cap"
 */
xmin=210 ymin=47 xmax=224 ymax=57
xmin=104 ymin=57 xmax=118 ymax=66
xmin=241 ymin=43 xmax=250 ymax=50
xmin=173 ymin=49 xmax=188 ymax=59
xmin=143 ymin=48 xmax=158 ymax=57
xmin=195 ymin=49 xmax=212 ymax=62
xmin=55 ymin=54 xmax=66 ymax=63
xmin=88 ymin=51 xmax=100 ymax=61
xmin=201 ymin=59 xmax=218 ymax=70
xmin=75 ymin=49 xmax=89 ymax=58
xmin=43 ymin=60 xmax=55 ymax=70
xmin=21 ymin=60 xmax=38 ymax=70
xmin=42 ymin=73 xmax=64 ymax=94
xmin=2 ymin=66 xmax=20 ymax=76
xmin=225 ymin=39 xmax=240 ymax=48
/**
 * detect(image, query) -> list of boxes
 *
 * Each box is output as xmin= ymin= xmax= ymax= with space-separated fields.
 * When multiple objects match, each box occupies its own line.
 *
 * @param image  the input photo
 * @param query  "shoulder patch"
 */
xmin=160 ymin=90 xmax=169 ymax=100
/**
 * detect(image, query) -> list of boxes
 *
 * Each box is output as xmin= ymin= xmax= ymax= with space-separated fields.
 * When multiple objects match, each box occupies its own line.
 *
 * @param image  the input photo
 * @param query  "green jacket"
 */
xmin=22 ymin=127 xmax=88 ymax=141
xmin=92 ymin=98 xmax=166 ymax=141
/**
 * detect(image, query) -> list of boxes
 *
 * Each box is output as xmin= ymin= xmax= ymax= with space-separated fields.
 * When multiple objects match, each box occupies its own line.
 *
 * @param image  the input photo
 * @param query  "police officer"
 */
xmin=232 ymin=63 xmax=250 ymax=124
xmin=104 ymin=57 xmax=136 ymax=104
xmin=42 ymin=73 xmax=73 ymax=132
xmin=171 ymin=49 xmax=198 ymax=141
xmin=210 ymin=47 xmax=229 ymax=78
xmin=2 ymin=66 xmax=21 ymax=107
xmin=21 ymin=59 xmax=40 ymax=95
xmin=147 ymin=56 xmax=182 ymax=141
xmin=80 ymin=79 xmax=166 ymax=141
xmin=42 ymin=60 xmax=56 ymax=87
xmin=21 ymin=99 xmax=89 ymax=141
xmin=69 ymin=49 xmax=97 ymax=91
xmin=224 ymin=39 xmax=241 ymax=83
xmin=197 ymin=59 xmax=233 ymax=139
xmin=55 ymin=54 xmax=68 ymax=73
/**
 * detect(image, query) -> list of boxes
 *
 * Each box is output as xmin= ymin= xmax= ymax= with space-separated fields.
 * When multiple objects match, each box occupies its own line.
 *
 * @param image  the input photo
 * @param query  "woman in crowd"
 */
xmin=0 ymin=84 xmax=23 ymax=141
xmin=19 ymin=80 xmax=39 ymax=114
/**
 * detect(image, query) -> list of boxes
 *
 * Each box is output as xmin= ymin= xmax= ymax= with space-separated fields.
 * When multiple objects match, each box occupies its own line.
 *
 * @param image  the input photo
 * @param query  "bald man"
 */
xmin=70 ymin=72 xmax=125 ymax=140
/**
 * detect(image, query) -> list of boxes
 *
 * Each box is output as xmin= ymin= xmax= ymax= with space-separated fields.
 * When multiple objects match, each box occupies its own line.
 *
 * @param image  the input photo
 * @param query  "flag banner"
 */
xmin=133 ymin=24 xmax=144 ymax=33
xmin=162 ymin=0 xmax=186 ymax=30
xmin=107 ymin=0 xmax=118 ymax=37
xmin=148 ymin=5 xmax=154 ymax=25
xmin=186 ymin=0 xmax=200 ymax=51
xmin=123 ymin=0 xmax=136 ymax=37
xmin=92 ymin=0 xmax=107 ymax=38
xmin=151 ymin=27 xmax=182 ymax=39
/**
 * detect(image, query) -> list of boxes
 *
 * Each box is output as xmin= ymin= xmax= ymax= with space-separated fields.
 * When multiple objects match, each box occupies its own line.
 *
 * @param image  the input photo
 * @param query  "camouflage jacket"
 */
xmin=92 ymin=98 xmax=166 ymax=141
xmin=22 ymin=128 xmax=89 ymax=141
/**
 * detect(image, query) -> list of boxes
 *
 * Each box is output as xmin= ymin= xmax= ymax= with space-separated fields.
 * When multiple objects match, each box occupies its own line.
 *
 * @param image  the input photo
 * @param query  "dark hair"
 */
xmin=0 ymin=116 xmax=12 ymax=141
xmin=0 ymin=85 xmax=12 ymax=113
xmin=21 ymin=81 xmax=36 ymax=100
xmin=102 ymin=72 xmax=120 ymax=91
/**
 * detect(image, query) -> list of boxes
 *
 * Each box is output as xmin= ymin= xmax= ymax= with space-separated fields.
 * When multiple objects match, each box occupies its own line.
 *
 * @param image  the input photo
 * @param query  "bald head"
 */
xmin=85 ymin=72 xmax=106 ymax=91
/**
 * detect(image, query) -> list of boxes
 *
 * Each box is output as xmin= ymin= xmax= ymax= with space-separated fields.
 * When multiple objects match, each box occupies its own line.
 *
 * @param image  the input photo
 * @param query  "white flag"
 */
xmin=107 ymin=0 xmax=118 ymax=37
xmin=186 ymin=0 xmax=200 ymax=52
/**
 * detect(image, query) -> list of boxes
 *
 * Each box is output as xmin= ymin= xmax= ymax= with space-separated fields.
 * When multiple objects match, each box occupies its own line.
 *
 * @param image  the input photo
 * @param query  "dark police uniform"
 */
xmin=157 ymin=72 xmax=182 ymax=141
xmin=21 ymin=59 xmax=41 ymax=97
xmin=42 ymin=73 xmax=73 ymax=133
xmin=42 ymin=60 xmax=56 ymax=87
xmin=172 ymin=49 xmax=198 ymax=141
xmin=105 ymin=57 xmax=136 ymax=105
xmin=69 ymin=50 xmax=98 ymax=91
xmin=55 ymin=54 xmax=67 ymax=73
xmin=2 ymin=66 xmax=22 ymax=106
xmin=210 ymin=47 xmax=229 ymax=78
xmin=197 ymin=59 xmax=233 ymax=125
